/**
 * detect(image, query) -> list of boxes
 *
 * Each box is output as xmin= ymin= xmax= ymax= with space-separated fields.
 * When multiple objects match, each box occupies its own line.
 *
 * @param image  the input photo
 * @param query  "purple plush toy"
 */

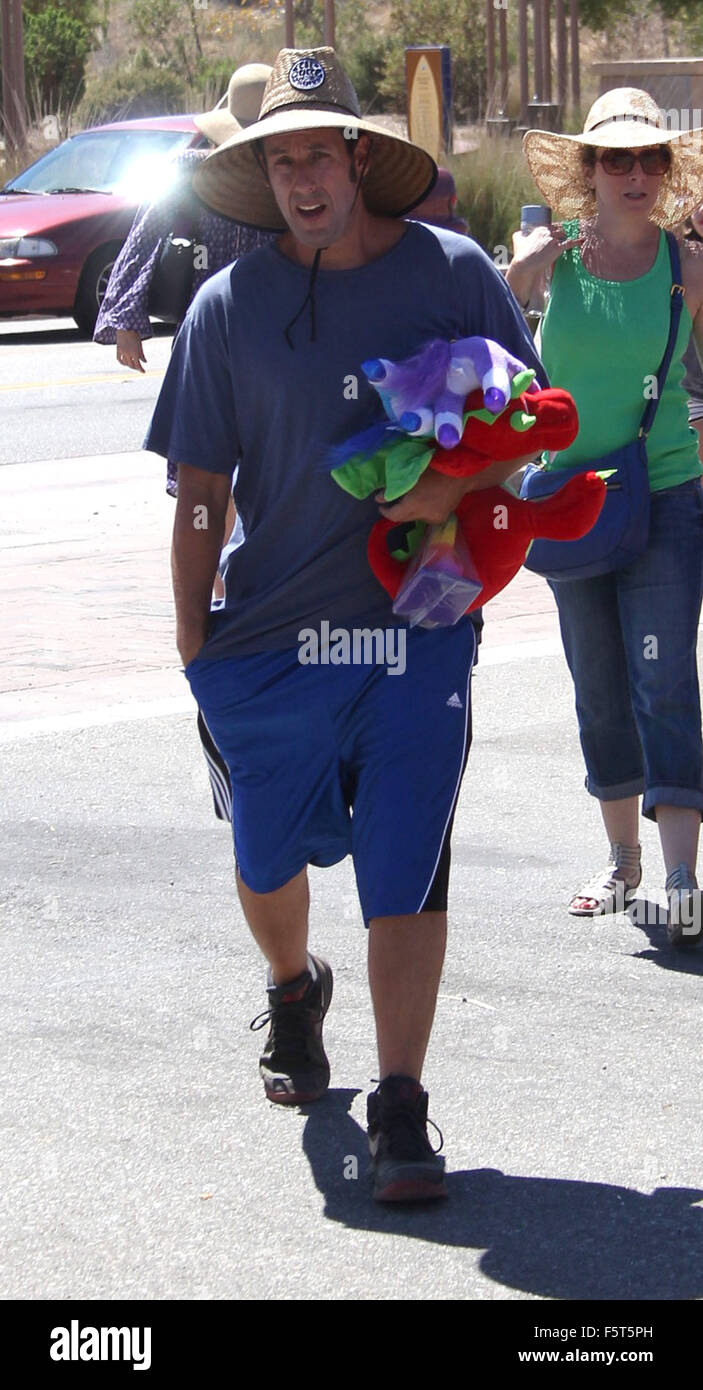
xmin=361 ymin=336 xmax=532 ymax=449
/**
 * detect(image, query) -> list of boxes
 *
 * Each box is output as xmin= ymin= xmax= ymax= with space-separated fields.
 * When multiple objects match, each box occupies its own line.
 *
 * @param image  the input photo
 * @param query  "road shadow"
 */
xmin=627 ymin=894 xmax=703 ymax=975
xmin=301 ymin=1089 xmax=703 ymax=1300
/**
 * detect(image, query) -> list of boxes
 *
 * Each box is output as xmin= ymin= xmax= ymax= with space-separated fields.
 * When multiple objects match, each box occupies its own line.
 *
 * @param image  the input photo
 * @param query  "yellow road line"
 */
xmin=0 ymin=370 xmax=165 ymax=392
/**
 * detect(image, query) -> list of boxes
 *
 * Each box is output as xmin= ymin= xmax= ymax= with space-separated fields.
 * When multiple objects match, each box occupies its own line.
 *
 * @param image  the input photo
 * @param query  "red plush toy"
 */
xmin=427 ymin=383 xmax=580 ymax=480
xmin=328 ymin=340 xmax=606 ymax=619
xmin=367 ymin=472 xmax=607 ymax=613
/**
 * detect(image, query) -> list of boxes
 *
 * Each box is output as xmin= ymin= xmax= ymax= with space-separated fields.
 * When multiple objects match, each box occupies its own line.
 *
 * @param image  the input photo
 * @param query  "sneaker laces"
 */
xmin=370 ymin=1080 xmax=444 ymax=1159
xmin=249 ymin=997 xmax=314 ymax=1062
xmin=381 ymin=1104 xmax=444 ymax=1158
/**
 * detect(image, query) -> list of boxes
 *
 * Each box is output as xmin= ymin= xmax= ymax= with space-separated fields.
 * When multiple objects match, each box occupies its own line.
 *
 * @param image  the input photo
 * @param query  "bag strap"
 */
xmin=639 ymin=231 xmax=685 ymax=438
xmin=170 ymin=179 xmax=199 ymax=241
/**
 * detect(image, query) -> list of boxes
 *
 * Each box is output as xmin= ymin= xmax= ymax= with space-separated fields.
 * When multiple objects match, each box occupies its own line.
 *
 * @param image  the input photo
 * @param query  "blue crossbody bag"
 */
xmin=521 ymin=231 xmax=684 ymax=581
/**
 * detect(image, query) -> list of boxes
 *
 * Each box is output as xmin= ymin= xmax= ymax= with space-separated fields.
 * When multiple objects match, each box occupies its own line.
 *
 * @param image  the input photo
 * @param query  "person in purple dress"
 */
xmin=94 ymin=63 xmax=274 ymax=500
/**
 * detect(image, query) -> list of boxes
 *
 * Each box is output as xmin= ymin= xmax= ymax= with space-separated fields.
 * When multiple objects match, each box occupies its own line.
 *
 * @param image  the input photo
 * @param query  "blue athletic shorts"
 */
xmin=185 ymin=619 xmax=475 ymax=923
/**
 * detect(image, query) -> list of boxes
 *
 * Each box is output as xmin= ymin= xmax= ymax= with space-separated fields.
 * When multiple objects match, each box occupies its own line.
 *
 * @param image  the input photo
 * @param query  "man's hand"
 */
xmin=172 ymin=463 xmax=232 ymax=668
xmin=178 ymin=628 xmax=209 ymax=669
xmin=375 ymin=456 xmax=537 ymax=524
xmin=375 ymin=469 xmax=471 ymax=524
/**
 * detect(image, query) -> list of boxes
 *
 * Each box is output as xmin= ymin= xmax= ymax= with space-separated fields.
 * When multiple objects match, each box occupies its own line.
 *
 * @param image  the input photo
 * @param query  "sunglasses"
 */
xmin=597 ymin=146 xmax=672 ymax=176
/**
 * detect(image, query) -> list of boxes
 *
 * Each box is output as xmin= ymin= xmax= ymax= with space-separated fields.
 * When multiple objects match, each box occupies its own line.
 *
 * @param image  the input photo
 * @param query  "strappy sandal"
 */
xmin=666 ymin=862 xmax=703 ymax=948
xmin=568 ymin=842 xmax=642 ymax=916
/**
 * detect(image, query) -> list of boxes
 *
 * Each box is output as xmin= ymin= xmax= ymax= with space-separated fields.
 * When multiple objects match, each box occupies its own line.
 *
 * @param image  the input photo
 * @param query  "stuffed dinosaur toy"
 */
xmin=328 ymin=336 xmax=606 ymax=621
xmin=368 ymin=475 xmax=606 ymax=617
xmin=330 ymin=341 xmax=580 ymax=503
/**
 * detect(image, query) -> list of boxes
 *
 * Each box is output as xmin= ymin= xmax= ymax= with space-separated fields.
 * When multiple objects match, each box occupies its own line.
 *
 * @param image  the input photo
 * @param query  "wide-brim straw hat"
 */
xmin=523 ymin=87 xmax=703 ymax=229
xmin=194 ymin=64 xmax=273 ymax=146
xmin=193 ymin=47 xmax=437 ymax=230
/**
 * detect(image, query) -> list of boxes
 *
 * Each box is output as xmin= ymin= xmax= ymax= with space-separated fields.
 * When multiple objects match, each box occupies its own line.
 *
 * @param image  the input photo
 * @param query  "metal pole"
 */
xmin=569 ymin=0 xmax=580 ymax=112
xmin=284 ymin=0 xmax=295 ymax=48
xmin=486 ymin=0 xmax=496 ymax=114
xmin=555 ymin=0 xmax=567 ymax=107
xmin=1 ymin=0 xmax=27 ymax=152
xmin=518 ymin=0 xmax=529 ymax=126
xmin=498 ymin=5 xmax=509 ymax=115
xmin=542 ymin=0 xmax=552 ymax=104
xmin=532 ymin=0 xmax=543 ymax=103
xmin=323 ymin=0 xmax=335 ymax=47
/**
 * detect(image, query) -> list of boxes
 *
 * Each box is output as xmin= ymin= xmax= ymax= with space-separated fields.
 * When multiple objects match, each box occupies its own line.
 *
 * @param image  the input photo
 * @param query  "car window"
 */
xmin=4 ymin=129 xmax=195 ymax=197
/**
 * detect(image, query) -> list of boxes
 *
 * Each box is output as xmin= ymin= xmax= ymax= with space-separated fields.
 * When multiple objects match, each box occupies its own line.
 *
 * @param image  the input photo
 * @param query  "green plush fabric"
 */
xmin=331 ymin=367 xmax=538 ymax=500
xmin=389 ymin=520 xmax=427 ymax=561
xmin=332 ymin=436 xmax=435 ymax=501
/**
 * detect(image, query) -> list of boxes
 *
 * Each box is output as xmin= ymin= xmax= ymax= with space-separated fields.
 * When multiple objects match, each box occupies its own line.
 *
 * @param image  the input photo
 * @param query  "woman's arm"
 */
xmin=682 ymin=240 xmax=703 ymax=361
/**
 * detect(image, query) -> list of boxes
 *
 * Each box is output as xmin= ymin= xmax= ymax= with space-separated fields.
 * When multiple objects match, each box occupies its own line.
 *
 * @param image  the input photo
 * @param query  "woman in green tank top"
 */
xmin=506 ymin=88 xmax=703 ymax=947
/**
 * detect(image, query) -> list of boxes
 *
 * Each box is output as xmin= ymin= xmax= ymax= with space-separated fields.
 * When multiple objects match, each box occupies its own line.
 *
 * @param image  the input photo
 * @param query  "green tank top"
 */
xmin=540 ymin=222 xmax=702 ymax=491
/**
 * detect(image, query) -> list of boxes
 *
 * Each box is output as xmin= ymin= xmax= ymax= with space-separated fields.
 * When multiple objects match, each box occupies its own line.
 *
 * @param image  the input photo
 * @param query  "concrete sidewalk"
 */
xmin=0 ymin=450 xmax=560 ymax=739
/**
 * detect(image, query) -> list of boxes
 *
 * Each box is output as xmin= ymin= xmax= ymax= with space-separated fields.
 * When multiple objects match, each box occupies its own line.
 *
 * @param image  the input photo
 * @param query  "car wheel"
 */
xmin=73 ymin=241 xmax=123 ymax=336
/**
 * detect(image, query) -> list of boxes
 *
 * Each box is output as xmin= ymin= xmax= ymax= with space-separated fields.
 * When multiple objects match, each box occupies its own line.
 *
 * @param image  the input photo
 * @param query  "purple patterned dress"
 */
xmin=94 ymin=149 xmax=274 ymax=495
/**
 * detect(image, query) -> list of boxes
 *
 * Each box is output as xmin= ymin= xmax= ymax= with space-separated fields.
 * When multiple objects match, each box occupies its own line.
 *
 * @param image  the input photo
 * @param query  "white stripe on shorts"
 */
xmin=416 ymin=637 xmax=474 ymax=912
xmin=196 ymin=708 xmax=232 ymax=822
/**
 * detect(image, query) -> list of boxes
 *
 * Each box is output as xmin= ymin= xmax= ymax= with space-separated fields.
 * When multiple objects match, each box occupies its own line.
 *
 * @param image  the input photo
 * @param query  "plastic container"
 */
xmin=520 ymin=204 xmax=552 ymax=324
xmin=392 ymin=516 xmax=482 ymax=629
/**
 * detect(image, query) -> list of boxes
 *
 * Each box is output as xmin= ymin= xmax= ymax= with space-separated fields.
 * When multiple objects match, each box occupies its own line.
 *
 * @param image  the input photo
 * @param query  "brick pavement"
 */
xmin=0 ymin=450 xmax=559 ymax=735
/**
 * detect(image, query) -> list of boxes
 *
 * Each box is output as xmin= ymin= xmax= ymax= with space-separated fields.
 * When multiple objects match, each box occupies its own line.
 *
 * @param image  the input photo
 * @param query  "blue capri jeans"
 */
xmin=549 ymin=479 xmax=703 ymax=821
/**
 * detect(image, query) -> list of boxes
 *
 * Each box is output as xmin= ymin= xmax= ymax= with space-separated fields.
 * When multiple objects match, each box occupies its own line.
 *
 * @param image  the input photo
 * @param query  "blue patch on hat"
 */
xmin=289 ymin=58 xmax=326 ymax=92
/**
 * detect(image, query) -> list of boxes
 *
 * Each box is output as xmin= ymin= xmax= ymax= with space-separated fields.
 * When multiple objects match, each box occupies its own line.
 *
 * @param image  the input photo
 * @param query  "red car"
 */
xmin=0 ymin=115 xmax=204 ymax=333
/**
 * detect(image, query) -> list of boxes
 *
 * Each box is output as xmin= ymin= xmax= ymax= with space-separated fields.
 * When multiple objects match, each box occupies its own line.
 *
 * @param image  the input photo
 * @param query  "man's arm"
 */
xmin=375 ymin=455 xmax=537 ymax=525
xmin=172 ymin=463 xmax=232 ymax=666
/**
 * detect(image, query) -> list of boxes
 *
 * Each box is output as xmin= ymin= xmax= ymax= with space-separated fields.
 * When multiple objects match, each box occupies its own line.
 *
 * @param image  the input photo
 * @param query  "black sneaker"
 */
xmin=250 ymin=955 xmax=333 ymax=1105
xmin=367 ymin=1074 xmax=447 ymax=1202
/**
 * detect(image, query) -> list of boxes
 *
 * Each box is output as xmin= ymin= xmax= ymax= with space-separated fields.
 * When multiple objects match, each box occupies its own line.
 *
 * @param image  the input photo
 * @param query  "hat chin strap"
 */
xmin=283 ymin=139 xmax=373 ymax=349
xmin=284 ymin=246 xmax=325 ymax=349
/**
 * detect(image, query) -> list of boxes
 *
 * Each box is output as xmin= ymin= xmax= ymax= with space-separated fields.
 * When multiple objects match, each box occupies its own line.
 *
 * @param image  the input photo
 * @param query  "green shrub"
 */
xmin=79 ymin=50 xmax=186 ymax=123
xmin=449 ymin=137 xmax=541 ymax=254
xmin=23 ymin=4 xmax=98 ymax=109
xmin=379 ymin=0 xmax=487 ymax=121
xmin=340 ymin=32 xmax=394 ymax=114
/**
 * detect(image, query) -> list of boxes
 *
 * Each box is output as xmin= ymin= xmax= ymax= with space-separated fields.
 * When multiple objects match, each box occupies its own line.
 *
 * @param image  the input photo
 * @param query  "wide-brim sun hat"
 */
xmin=523 ymin=87 xmax=703 ymax=229
xmin=192 ymin=47 xmax=437 ymax=230
xmin=194 ymin=63 xmax=273 ymax=146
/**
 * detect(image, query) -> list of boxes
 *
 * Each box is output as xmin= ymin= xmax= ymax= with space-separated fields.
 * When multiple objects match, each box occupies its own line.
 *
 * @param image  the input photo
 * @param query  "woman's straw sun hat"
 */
xmin=193 ymin=47 xmax=437 ymax=230
xmin=523 ymin=87 xmax=703 ymax=228
xmin=194 ymin=63 xmax=273 ymax=146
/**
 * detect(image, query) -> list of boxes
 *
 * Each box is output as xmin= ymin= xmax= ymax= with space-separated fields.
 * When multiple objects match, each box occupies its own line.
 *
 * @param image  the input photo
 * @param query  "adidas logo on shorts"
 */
xmin=446 ymin=692 xmax=463 ymax=709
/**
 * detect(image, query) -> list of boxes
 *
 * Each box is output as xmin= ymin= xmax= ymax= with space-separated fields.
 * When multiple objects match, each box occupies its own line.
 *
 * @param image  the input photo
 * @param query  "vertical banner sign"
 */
xmin=405 ymin=46 xmax=452 ymax=163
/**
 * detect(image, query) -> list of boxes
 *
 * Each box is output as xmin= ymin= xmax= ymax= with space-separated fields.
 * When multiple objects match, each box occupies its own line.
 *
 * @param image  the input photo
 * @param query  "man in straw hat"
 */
xmin=145 ymin=47 xmax=543 ymax=1202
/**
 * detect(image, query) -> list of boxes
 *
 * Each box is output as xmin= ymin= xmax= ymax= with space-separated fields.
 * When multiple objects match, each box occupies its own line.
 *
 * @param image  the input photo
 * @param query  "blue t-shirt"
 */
xmin=144 ymin=222 xmax=545 ymax=658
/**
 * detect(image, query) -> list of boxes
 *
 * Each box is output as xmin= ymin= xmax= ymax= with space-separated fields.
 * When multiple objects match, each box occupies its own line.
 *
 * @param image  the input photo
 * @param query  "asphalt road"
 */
xmin=1 ymin=320 xmax=702 ymax=1312
xmin=0 ymin=316 xmax=173 ymax=465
